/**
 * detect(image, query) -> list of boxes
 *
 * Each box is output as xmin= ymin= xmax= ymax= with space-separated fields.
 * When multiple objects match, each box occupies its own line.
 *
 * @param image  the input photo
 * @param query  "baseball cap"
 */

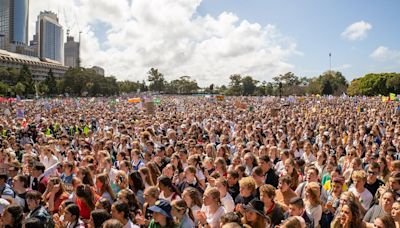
xmin=148 ymin=199 xmax=172 ymax=218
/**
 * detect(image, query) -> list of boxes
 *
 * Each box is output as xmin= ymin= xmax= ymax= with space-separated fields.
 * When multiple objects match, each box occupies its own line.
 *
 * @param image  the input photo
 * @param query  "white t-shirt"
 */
xmin=201 ymin=206 xmax=225 ymax=228
xmin=305 ymin=204 xmax=322 ymax=228
xmin=349 ymin=187 xmax=373 ymax=210
xmin=221 ymin=193 xmax=235 ymax=213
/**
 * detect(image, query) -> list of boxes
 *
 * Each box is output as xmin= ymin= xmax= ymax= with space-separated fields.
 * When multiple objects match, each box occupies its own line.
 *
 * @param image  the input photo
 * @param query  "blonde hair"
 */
xmin=352 ymin=170 xmax=367 ymax=182
xmin=239 ymin=177 xmax=256 ymax=192
xmin=204 ymin=187 xmax=221 ymax=205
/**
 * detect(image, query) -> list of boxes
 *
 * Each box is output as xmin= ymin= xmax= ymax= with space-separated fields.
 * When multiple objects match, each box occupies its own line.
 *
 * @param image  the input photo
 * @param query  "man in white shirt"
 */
xmin=349 ymin=170 xmax=373 ymax=211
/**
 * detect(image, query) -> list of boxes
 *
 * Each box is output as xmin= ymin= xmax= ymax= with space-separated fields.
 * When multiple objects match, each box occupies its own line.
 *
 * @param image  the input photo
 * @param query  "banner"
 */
xmin=216 ymin=95 xmax=225 ymax=101
xmin=128 ymin=98 xmax=141 ymax=103
xmin=390 ymin=93 xmax=396 ymax=101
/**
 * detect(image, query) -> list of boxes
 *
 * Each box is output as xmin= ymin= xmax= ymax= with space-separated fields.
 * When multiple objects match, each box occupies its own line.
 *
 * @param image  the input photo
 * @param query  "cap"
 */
xmin=148 ymin=199 xmax=172 ymax=218
xmin=242 ymin=199 xmax=266 ymax=218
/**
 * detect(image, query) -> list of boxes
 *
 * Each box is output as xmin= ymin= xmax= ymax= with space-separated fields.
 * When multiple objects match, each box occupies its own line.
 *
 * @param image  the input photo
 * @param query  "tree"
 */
xmin=147 ymin=68 xmax=165 ymax=93
xmin=242 ymin=76 xmax=258 ymax=96
xmin=14 ymin=82 xmax=26 ymax=96
xmin=18 ymin=65 xmax=35 ymax=96
xmin=0 ymin=82 xmax=11 ymax=96
xmin=347 ymin=73 xmax=400 ymax=96
xmin=227 ymin=74 xmax=243 ymax=95
xmin=44 ymin=69 xmax=57 ymax=96
xmin=322 ymin=80 xmax=333 ymax=95
xmin=165 ymin=76 xmax=199 ymax=94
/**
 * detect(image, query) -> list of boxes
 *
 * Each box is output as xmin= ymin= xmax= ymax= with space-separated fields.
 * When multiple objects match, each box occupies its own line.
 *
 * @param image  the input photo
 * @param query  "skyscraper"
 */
xmin=64 ymin=31 xmax=80 ymax=67
xmin=36 ymin=11 xmax=63 ymax=63
xmin=0 ymin=0 xmax=29 ymax=51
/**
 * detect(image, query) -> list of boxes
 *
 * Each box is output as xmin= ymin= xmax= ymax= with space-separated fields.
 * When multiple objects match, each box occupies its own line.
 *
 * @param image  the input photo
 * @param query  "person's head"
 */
xmin=251 ymin=166 xmax=265 ymax=185
xmin=182 ymin=187 xmax=202 ymax=208
xmin=227 ymin=170 xmax=239 ymax=186
xmin=22 ymin=217 xmax=44 ymax=228
xmin=64 ymin=204 xmax=80 ymax=223
xmin=367 ymin=162 xmax=380 ymax=184
xmin=184 ymin=166 xmax=197 ymax=182
xmin=305 ymin=166 xmax=319 ymax=182
xmin=31 ymin=162 xmax=45 ymax=178
xmin=220 ymin=212 xmax=241 ymax=226
xmin=12 ymin=174 xmax=29 ymax=189
xmin=351 ymin=170 xmax=367 ymax=191
xmin=111 ymin=201 xmax=130 ymax=222
xmin=374 ymin=214 xmax=396 ymax=228
xmin=117 ymin=189 xmax=139 ymax=211
xmin=144 ymin=186 xmax=160 ymax=205
xmin=148 ymin=199 xmax=173 ymax=225
xmin=258 ymin=155 xmax=272 ymax=173
xmin=259 ymin=184 xmax=276 ymax=204
xmin=239 ymin=177 xmax=256 ymax=197
xmin=76 ymin=184 xmax=96 ymax=210
xmin=389 ymin=172 xmax=400 ymax=191
xmin=171 ymin=199 xmax=189 ymax=220
xmin=95 ymin=197 xmax=112 ymax=212
xmin=203 ymin=187 xmax=221 ymax=206
xmin=339 ymin=200 xmax=361 ymax=226
xmin=102 ymin=219 xmax=124 ymax=228
xmin=305 ymin=182 xmax=321 ymax=205
xmin=280 ymin=216 xmax=306 ymax=228
xmin=380 ymin=190 xmax=396 ymax=212
xmin=90 ymin=209 xmax=112 ymax=228
xmin=288 ymin=197 xmax=304 ymax=217
xmin=26 ymin=190 xmax=42 ymax=210
xmin=2 ymin=205 xmax=23 ymax=228
xmin=278 ymin=175 xmax=292 ymax=192
xmin=215 ymin=178 xmax=229 ymax=197
xmin=391 ymin=201 xmax=400 ymax=222
xmin=242 ymin=199 xmax=267 ymax=227
xmin=128 ymin=171 xmax=145 ymax=192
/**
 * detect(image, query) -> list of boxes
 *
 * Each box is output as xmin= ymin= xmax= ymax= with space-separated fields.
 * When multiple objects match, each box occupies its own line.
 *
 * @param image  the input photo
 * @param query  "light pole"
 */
xmin=329 ymin=52 xmax=332 ymax=73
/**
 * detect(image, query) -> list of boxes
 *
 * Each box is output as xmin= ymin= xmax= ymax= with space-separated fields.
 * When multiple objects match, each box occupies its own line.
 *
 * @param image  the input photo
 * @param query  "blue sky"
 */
xmin=197 ymin=0 xmax=400 ymax=81
xmin=31 ymin=0 xmax=400 ymax=85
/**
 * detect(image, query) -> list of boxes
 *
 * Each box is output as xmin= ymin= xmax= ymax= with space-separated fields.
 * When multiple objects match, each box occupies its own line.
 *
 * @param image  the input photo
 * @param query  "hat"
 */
xmin=242 ymin=199 xmax=266 ymax=218
xmin=148 ymin=199 xmax=172 ymax=218
xmin=0 ymin=198 xmax=10 ymax=213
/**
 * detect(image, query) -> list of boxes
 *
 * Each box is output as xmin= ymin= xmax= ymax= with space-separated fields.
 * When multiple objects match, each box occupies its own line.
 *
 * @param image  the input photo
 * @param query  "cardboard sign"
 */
xmin=145 ymin=102 xmax=155 ymax=115
xmin=216 ymin=95 xmax=225 ymax=101
xmin=16 ymin=108 xmax=24 ymax=119
xmin=271 ymin=108 xmax=279 ymax=117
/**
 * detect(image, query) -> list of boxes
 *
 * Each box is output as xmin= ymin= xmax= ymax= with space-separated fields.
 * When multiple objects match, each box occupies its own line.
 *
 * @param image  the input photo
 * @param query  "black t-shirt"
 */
xmin=228 ymin=183 xmax=240 ymax=200
xmin=234 ymin=194 xmax=255 ymax=205
xmin=365 ymin=179 xmax=384 ymax=198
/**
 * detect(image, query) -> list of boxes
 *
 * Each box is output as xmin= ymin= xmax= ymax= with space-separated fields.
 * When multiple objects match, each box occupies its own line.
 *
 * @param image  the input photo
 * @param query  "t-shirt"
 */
xmin=201 ymin=206 xmax=225 ymax=228
xmin=349 ymin=187 xmax=373 ymax=210
xmin=365 ymin=179 xmax=384 ymax=197
xmin=221 ymin=193 xmax=235 ymax=213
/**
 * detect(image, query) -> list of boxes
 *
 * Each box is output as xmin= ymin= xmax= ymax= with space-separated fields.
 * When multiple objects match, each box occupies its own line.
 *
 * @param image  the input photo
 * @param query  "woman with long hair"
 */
xmin=178 ymin=166 xmax=203 ymax=194
xmin=117 ymin=189 xmax=141 ymax=219
xmin=196 ymin=187 xmax=225 ymax=228
xmin=158 ymin=175 xmax=181 ymax=202
xmin=378 ymin=156 xmax=390 ymax=183
xmin=2 ymin=205 xmax=23 ymax=228
xmin=89 ymin=209 xmax=112 ymax=228
xmin=95 ymin=173 xmax=116 ymax=204
xmin=171 ymin=199 xmax=195 ymax=228
xmin=146 ymin=161 xmax=161 ymax=185
xmin=331 ymin=198 xmax=367 ymax=228
xmin=111 ymin=201 xmax=137 ymax=228
xmin=241 ymin=199 xmax=269 ymax=228
xmin=139 ymin=167 xmax=155 ymax=188
xmin=44 ymin=176 xmax=69 ymax=214
xmin=77 ymin=166 xmax=94 ymax=186
xmin=182 ymin=187 xmax=203 ymax=222
xmin=63 ymin=204 xmax=86 ymax=228
xmin=304 ymin=182 xmax=322 ymax=227
xmin=283 ymin=158 xmax=301 ymax=190
xmin=129 ymin=171 xmax=145 ymax=205
xmin=75 ymin=184 xmax=100 ymax=220
xmin=135 ymin=186 xmax=160 ymax=227
xmin=213 ymin=158 xmax=228 ymax=178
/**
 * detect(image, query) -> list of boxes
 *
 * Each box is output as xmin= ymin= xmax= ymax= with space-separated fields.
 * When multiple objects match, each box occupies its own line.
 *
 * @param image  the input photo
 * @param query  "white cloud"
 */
xmin=341 ymin=21 xmax=372 ymax=41
xmin=334 ymin=64 xmax=352 ymax=71
xmin=30 ymin=0 xmax=299 ymax=86
xmin=370 ymin=46 xmax=400 ymax=62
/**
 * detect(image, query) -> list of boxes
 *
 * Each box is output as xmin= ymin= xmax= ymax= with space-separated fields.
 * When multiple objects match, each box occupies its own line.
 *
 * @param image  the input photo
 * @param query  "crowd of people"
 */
xmin=0 ymin=95 xmax=399 ymax=228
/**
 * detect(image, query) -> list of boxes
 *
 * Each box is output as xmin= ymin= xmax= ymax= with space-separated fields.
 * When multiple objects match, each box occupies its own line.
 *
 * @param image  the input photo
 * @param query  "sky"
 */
xmin=29 ymin=0 xmax=400 ymax=86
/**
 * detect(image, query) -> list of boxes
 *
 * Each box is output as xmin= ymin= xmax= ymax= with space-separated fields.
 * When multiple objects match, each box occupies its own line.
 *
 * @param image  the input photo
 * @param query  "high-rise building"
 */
xmin=0 ymin=0 xmax=29 ymax=52
xmin=64 ymin=31 xmax=79 ymax=67
xmin=36 ymin=11 xmax=63 ymax=64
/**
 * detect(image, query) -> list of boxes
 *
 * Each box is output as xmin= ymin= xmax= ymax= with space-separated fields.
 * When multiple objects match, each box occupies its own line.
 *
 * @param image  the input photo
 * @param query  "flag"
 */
xmin=390 ymin=93 xmax=396 ymax=101
xmin=382 ymin=96 xmax=389 ymax=102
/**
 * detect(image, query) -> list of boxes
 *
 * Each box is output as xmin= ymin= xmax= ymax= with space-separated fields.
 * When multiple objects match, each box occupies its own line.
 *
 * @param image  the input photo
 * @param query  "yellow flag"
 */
xmin=382 ymin=96 xmax=389 ymax=102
